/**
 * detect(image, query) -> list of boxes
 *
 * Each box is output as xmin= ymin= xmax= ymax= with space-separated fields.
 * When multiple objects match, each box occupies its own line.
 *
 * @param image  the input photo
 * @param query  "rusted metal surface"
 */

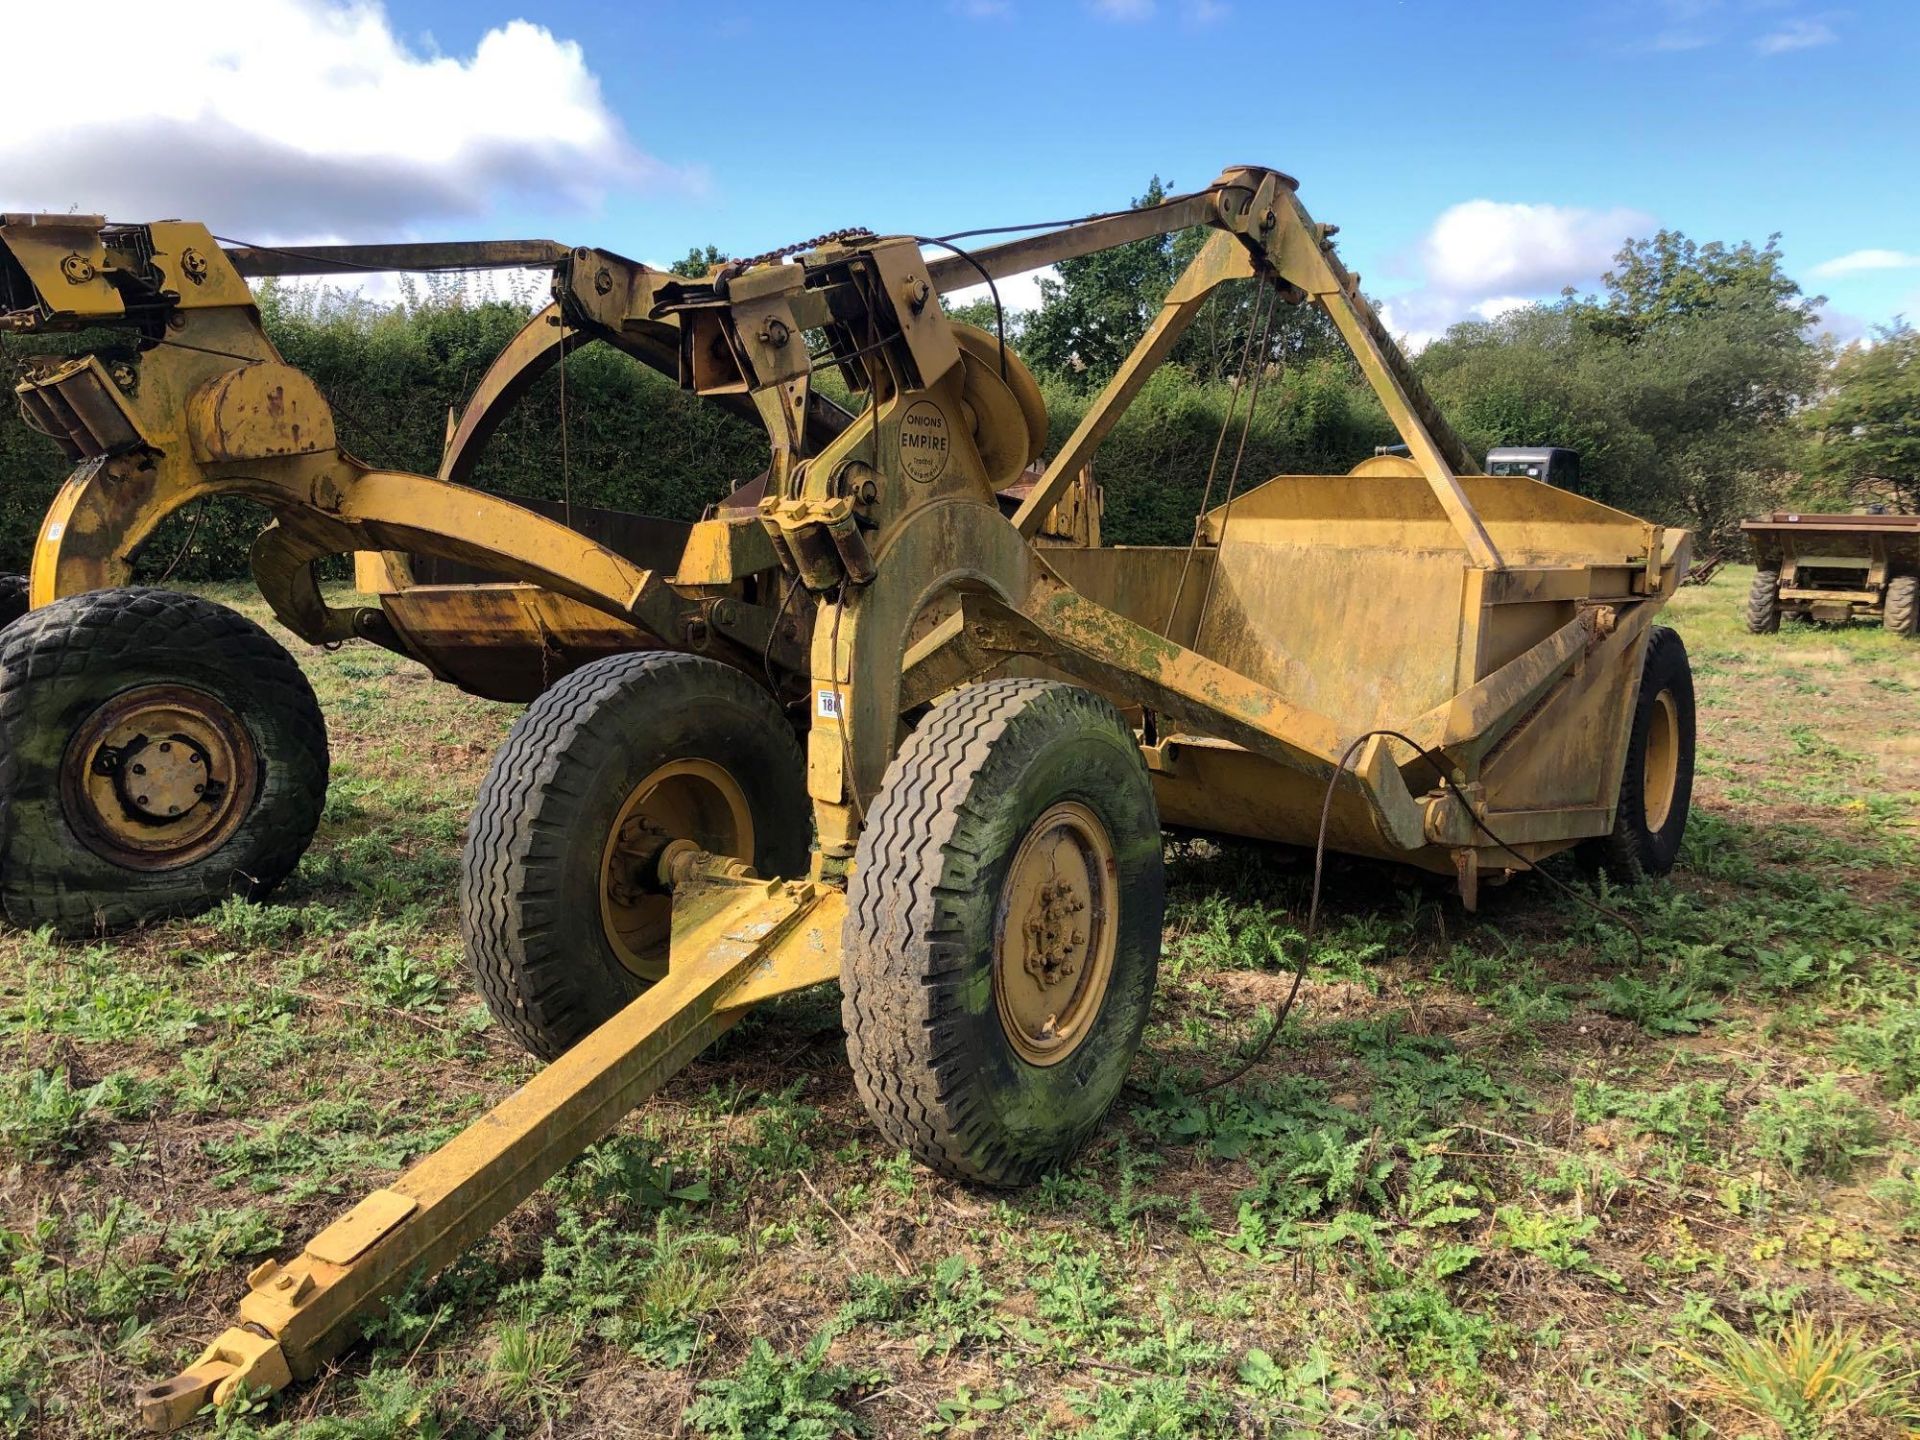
xmin=372 ymin=584 xmax=663 ymax=702
xmin=62 ymin=684 xmax=258 ymax=870
xmin=224 ymin=238 xmax=571 ymax=277
xmin=993 ymin=800 xmax=1120 ymax=1066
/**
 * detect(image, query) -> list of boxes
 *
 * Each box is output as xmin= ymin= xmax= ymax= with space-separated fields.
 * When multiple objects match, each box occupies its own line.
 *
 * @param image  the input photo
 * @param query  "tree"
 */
xmin=1586 ymin=232 xmax=1822 ymax=540
xmin=1022 ymin=177 xmax=1187 ymax=385
xmin=943 ymin=295 xmax=1021 ymax=347
xmin=1419 ymin=229 xmax=1824 ymax=546
xmin=670 ymin=244 xmax=727 ymax=278
xmin=1020 ymin=176 xmax=1346 ymax=390
xmin=1590 ymin=231 xmax=1818 ymax=343
xmin=1802 ymin=322 xmax=1920 ymax=513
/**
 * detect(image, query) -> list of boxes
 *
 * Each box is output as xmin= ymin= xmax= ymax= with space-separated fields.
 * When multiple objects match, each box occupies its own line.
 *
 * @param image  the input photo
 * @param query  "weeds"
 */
xmin=1746 ymin=1075 xmax=1884 ymax=1181
xmin=0 ymin=1069 xmax=150 ymax=1163
xmin=482 ymin=1321 xmax=581 ymax=1421
xmin=684 ymin=1334 xmax=875 ymax=1440
xmin=1675 ymin=1314 xmax=1917 ymax=1436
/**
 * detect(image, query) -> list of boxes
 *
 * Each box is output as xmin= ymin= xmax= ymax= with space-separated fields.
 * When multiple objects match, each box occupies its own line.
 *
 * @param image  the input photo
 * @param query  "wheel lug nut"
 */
xmin=133 ymin=763 xmax=146 ymax=775
xmin=136 ymin=794 xmax=149 ymax=805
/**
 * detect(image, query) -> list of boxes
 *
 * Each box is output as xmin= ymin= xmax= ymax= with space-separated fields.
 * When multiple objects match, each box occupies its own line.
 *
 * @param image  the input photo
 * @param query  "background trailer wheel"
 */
xmin=0 ymin=588 xmax=328 ymax=934
xmin=1745 ymin=568 xmax=1781 ymax=634
xmin=841 ymin=680 xmax=1165 ymax=1187
xmin=1579 ymin=625 xmax=1695 ymax=882
xmin=1887 ymin=574 xmax=1919 ymax=638
xmin=460 ymin=650 xmax=812 ymax=1061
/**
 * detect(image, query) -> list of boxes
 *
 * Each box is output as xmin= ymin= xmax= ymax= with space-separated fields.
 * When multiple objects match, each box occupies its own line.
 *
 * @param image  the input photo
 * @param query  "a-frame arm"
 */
xmin=925 ymin=165 xmax=1502 ymax=569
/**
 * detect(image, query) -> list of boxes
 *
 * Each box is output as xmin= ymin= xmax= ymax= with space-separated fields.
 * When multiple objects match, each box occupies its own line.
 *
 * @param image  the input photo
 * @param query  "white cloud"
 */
xmin=1087 ymin=0 xmax=1224 ymax=22
xmin=1421 ymin=200 xmax=1653 ymax=296
xmin=1376 ymin=200 xmax=1652 ymax=348
xmin=1642 ymin=0 xmax=1720 ymax=52
xmin=943 ymin=265 xmax=1059 ymax=317
xmin=0 ymin=0 xmax=690 ymax=241
xmin=1755 ymin=16 xmax=1836 ymax=52
xmin=1811 ymin=248 xmax=1920 ymax=278
xmin=1814 ymin=307 xmax=1870 ymax=347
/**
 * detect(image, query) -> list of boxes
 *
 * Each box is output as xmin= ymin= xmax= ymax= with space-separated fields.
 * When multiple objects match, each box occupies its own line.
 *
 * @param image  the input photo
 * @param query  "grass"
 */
xmin=0 ymin=568 xmax=1916 ymax=1437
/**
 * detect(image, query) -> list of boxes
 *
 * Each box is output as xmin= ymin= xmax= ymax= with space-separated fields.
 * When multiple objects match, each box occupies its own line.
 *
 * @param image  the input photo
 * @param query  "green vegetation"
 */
xmin=0 ymin=574 xmax=1913 ymax=1435
xmin=1419 ymin=231 xmax=1821 ymax=544
xmin=1802 ymin=320 xmax=1920 ymax=514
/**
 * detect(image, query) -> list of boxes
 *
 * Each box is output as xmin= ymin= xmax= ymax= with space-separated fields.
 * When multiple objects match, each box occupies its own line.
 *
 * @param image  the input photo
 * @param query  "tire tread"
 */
xmin=461 ymin=650 xmax=807 ymax=1060
xmin=842 ymin=679 xmax=1159 ymax=1186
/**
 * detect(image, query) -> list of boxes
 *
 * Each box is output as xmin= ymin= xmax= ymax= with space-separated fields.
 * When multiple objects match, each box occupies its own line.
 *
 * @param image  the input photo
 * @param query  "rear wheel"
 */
xmin=842 ymin=680 xmax=1164 ymax=1187
xmin=461 ymin=651 xmax=811 ymax=1061
xmin=1579 ymin=625 xmax=1694 ymax=882
xmin=0 ymin=588 xmax=328 ymax=933
xmin=1745 ymin=569 xmax=1780 ymax=634
xmin=0 ymin=575 xmax=27 ymax=632
xmin=1886 ymin=575 xmax=1918 ymax=638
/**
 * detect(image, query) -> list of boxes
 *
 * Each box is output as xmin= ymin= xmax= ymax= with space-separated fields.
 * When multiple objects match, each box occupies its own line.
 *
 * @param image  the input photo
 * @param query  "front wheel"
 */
xmin=1579 ymin=625 xmax=1695 ymax=882
xmin=841 ymin=679 xmax=1164 ymax=1187
xmin=0 ymin=588 xmax=329 ymax=933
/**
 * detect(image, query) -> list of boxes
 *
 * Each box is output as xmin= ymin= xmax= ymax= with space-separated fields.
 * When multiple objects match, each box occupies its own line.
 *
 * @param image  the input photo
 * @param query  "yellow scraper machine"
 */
xmin=3 ymin=167 xmax=1694 ymax=1429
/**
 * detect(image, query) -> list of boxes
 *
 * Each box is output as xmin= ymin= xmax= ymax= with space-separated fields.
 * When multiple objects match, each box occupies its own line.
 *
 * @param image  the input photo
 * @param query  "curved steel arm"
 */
xmin=31 ymin=448 xmax=684 ymax=641
xmin=439 ymin=283 xmax=855 ymax=489
xmin=438 ymin=302 xmax=586 ymax=486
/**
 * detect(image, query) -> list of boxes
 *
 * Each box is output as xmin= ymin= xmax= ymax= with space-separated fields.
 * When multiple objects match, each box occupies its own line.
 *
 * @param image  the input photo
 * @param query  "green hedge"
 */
xmin=0 ymin=290 xmax=1396 ymax=578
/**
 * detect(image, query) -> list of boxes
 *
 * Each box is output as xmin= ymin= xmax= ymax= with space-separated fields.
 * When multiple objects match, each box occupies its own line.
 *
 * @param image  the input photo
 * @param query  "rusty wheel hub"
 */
xmin=993 ymin=801 xmax=1119 ymax=1067
xmin=63 ymin=685 xmax=258 ymax=870
xmin=599 ymin=759 xmax=753 ymax=980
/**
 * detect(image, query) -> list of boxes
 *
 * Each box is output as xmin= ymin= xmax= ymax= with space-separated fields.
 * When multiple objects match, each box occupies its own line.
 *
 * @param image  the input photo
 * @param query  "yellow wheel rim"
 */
xmin=62 ymin=684 xmax=258 ymax=871
xmin=1642 ymin=689 xmax=1680 ymax=832
xmin=599 ymin=759 xmax=753 ymax=980
xmin=992 ymin=801 xmax=1119 ymax=1068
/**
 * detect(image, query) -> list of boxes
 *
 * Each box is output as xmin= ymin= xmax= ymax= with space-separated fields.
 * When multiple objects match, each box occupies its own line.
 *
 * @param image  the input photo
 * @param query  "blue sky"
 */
xmin=5 ymin=0 xmax=1915 ymax=344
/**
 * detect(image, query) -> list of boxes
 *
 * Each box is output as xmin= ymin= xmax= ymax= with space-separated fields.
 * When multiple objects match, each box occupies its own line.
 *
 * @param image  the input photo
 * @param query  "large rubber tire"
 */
xmin=0 ymin=575 xmax=27 ymax=632
xmin=1579 ymin=625 xmax=1695 ymax=882
xmin=0 ymin=588 xmax=328 ymax=934
xmin=1886 ymin=575 xmax=1919 ymax=638
xmin=1745 ymin=569 xmax=1780 ymax=634
xmin=842 ymin=679 xmax=1164 ymax=1187
xmin=461 ymin=651 xmax=810 ymax=1061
